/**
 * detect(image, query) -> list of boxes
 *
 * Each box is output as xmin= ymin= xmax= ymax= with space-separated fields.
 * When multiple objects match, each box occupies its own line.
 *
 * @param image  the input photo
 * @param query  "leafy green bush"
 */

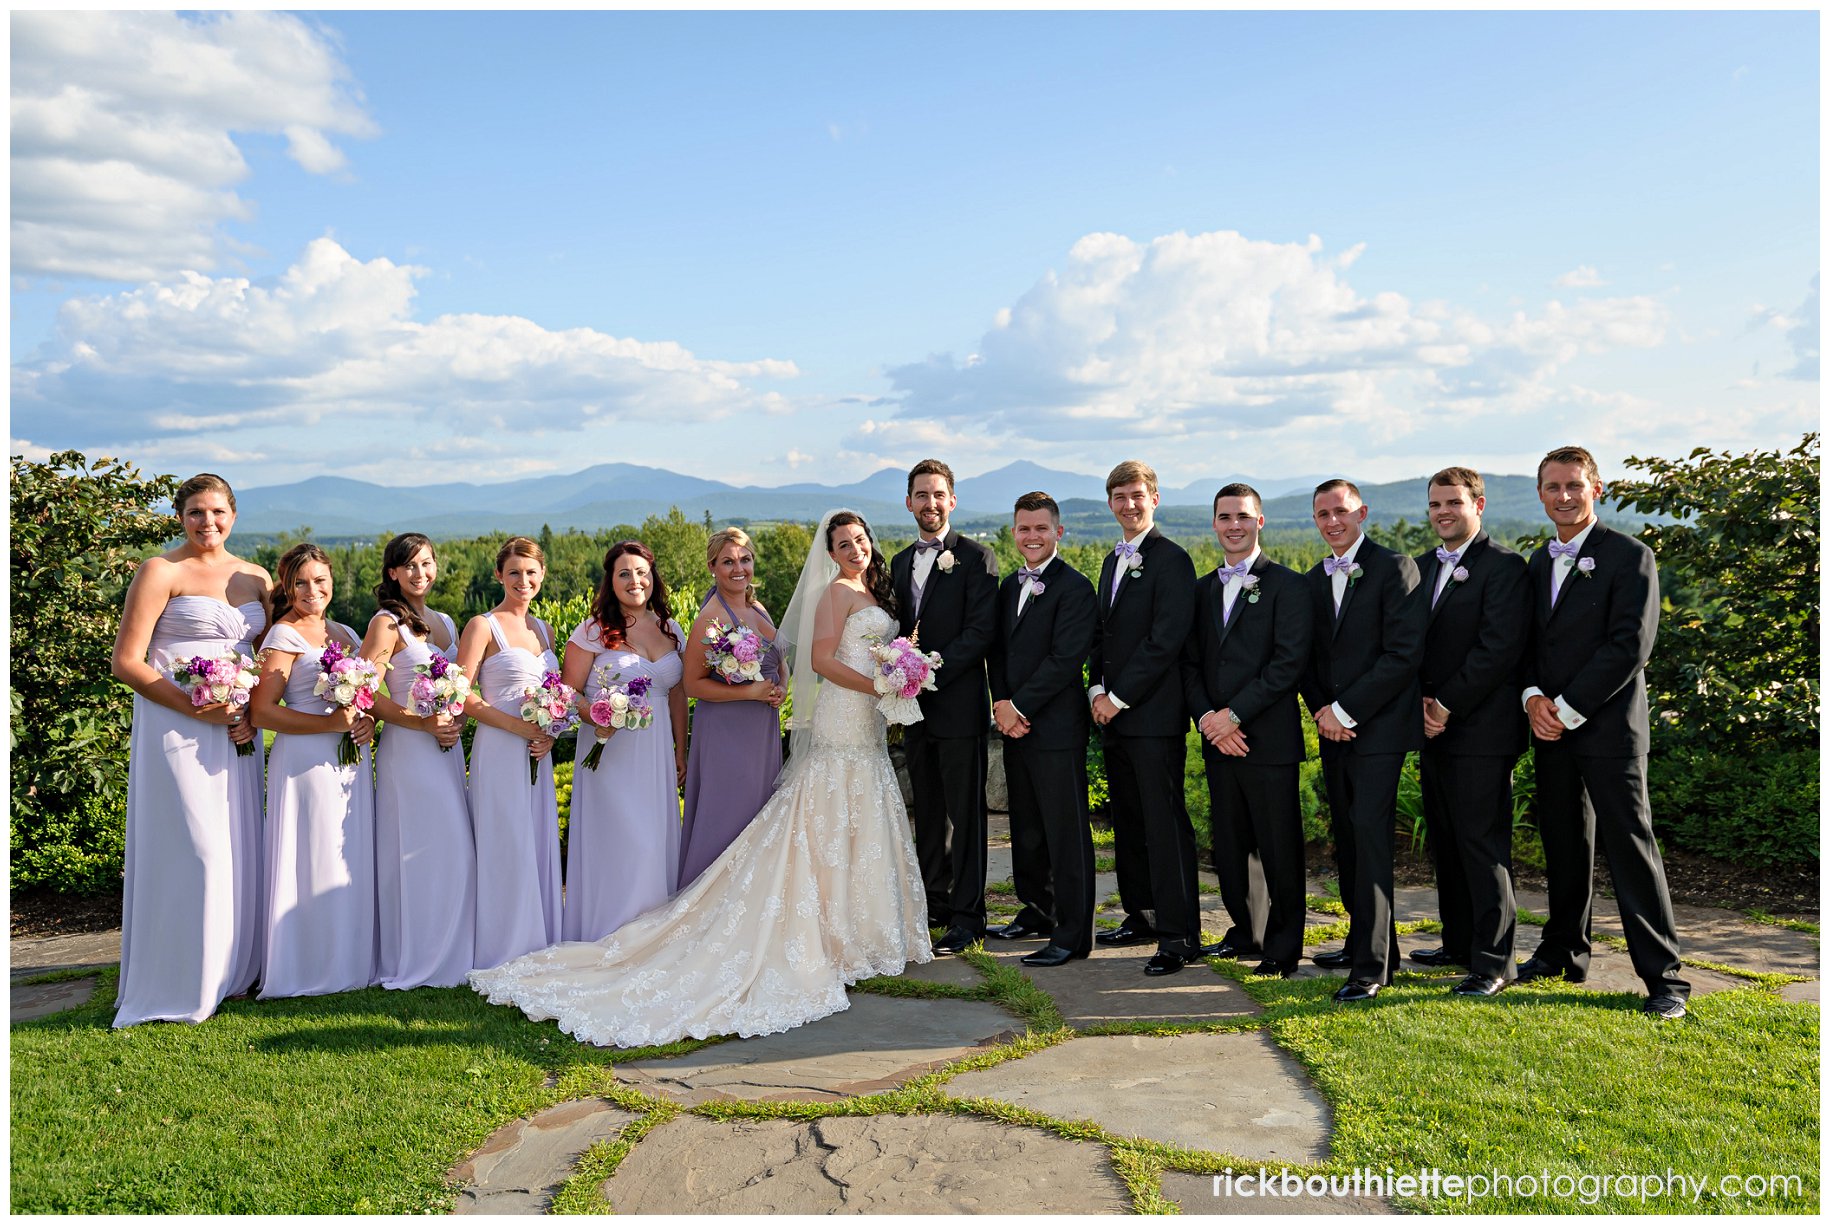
xmin=11 ymin=452 xmax=180 ymax=894
xmin=1648 ymin=748 xmax=1818 ymax=867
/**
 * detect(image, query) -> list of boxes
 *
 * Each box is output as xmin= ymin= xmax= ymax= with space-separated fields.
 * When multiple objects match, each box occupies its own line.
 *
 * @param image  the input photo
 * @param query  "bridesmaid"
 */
xmin=360 ymin=533 xmax=476 ymax=989
xmin=249 ymin=543 xmax=378 ymax=999
xmin=458 ymin=537 xmax=563 ymax=970
xmin=562 ymin=540 xmax=688 ymax=941
xmin=109 ymin=473 xmax=269 ymax=1027
xmin=677 ymin=527 xmax=785 ymax=890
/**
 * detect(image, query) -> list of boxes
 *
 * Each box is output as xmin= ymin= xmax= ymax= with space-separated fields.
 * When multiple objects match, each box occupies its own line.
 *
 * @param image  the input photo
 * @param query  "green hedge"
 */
xmin=1649 ymin=747 xmax=1819 ymax=868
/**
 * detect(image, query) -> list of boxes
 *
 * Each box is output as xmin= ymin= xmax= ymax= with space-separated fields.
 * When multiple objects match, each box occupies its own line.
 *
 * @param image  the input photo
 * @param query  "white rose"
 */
xmin=334 ymin=683 xmax=357 ymax=705
xmin=717 ymin=656 xmax=740 ymax=676
xmin=610 ymin=712 xmax=627 ymax=729
xmin=609 ymin=693 xmax=631 ymax=712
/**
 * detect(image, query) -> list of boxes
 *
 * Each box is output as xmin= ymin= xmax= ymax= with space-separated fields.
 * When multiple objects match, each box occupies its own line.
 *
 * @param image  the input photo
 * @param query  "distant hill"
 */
xmin=233 ymin=461 xmax=1648 ymax=541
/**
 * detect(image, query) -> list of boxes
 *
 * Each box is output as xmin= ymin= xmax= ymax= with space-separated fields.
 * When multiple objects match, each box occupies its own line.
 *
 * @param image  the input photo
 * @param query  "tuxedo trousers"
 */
xmin=1003 ymin=738 xmax=1094 ymax=956
xmin=1320 ymin=749 xmax=1403 ymax=984
xmin=903 ymin=723 xmax=988 ymax=936
xmin=1103 ymin=733 xmax=1199 ymax=955
xmin=1419 ymin=747 xmax=1519 ymax=980
xmin=1202 ymin=751 xmax=1305 ymax=965
xmin=1531 ymin=744 xmax=1689 ymax=996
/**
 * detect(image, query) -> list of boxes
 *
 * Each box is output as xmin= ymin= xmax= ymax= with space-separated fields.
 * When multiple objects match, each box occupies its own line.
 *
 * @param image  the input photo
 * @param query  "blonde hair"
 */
xmin=706 ymin=527 xmax=759 ymax=607
xmin=1105 ymin=460 xmax=1159 ymax=496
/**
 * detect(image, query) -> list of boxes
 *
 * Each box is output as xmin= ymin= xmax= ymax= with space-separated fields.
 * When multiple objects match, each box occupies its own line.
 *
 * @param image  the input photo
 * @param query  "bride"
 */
xmin=469 ymin=510 xmax=933 ymax=1047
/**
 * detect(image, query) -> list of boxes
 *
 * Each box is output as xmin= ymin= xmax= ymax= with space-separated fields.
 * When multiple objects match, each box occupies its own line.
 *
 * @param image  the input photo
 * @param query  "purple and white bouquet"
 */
xmin=866 ymin=633 xmax=943 ymax=726
xmin=408 ymin=654 xmax=473 ymax=752
xmin=168 ymin=650 xmax=261 ymax=756
xmin=580 ymin=667 xmax=655 ymax=772
xmin=313 ymin=639 xmax=382 ymax=766
xmin=702 ymin=620 xmax=769 ymax=685
xmin=519 ymin=670 xmax=581 ymax=784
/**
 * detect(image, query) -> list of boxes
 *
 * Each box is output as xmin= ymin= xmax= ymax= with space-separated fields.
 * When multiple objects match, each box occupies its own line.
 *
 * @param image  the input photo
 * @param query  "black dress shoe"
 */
xmin=1311 ymin=948 xmax=1352 ymax=969
xmin=1452 ymin=974 xmax=1506 ymax=997
xmin=1641 ymin=993 xmax=1688 ymax=1020
xmin=1020 ymin=944 xmax=1079 ymax=967
xmin=1333 ymin=979 xmax=1382 ymax=1003
xmin=1515 ymin=956 xmax=1586 ymax=985
xmin=1409 ymin=947 xmax=1467 ymax=968
xmin=1095 ymin=924 xmax=1156 ymax=947
xmin=1200 ymin=940 xmax=1261 ymax=959
xmin=935 ymin=928 xmax=978 ymax=955
xmin=1142 ymin=951 xmax=1187 ymax=976
xmin=1251 ymin=960 xmax=1299 ymax=979
xmin=987 ymin=920 xmax=1053 ymax=941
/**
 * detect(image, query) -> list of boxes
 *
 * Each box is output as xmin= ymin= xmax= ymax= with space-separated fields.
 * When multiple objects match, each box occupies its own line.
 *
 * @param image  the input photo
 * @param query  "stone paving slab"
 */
xmin=947 ymin=1031 xmax=1328 ymax=1164
xmin=976 ymin=940 xmax=1260 ymax=1028
xmin=10 ymin=930 xmax=121 ymax=975
xmin=1779 ymin=979 xmax=1819 ymax=1005
xmin=615 ymin=992 xmax=1018 ymax=1105
xmin=604 ymin=1112 xmax=1130 ymax=1214
xmin=11 ymin=975 xmax=99 ymax=1021
xmin=450 ymin=1098 xmax=637 ymax=1215
xmin=1162 ymin=1171 xmax=1393 ymax=1215
xmin=1513 ymin=888 xmax=1819 ymax=979
xmin=895 ymin=955 xmax=987 ymax=989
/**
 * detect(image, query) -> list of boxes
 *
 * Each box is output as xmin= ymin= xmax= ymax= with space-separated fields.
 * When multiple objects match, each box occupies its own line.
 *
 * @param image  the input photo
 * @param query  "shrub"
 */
xmin=1648 ymin=748 xmax=1818 ymax=868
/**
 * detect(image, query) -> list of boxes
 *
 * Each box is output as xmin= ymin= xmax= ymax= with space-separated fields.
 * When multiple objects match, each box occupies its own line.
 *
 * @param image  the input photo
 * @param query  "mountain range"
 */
xmin=232 ymin=461 xmax=1637 ymax=539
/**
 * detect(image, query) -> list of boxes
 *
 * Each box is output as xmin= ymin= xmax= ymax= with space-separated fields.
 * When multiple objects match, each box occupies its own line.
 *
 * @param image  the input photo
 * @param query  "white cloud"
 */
xmin=12 ymin=238 xmax=802 ymax=479
xmin=882 ymin=229 xmax=1670 ymax=463
xmin=11 ymin=10 xmax=376 ymax=281
xmin=1554 ymin=265 xmax=1607 ymax=288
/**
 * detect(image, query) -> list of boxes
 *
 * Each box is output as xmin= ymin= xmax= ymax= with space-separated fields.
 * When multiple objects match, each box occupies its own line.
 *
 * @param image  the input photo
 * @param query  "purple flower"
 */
xmin=1451 ymin=566 xmax=1470 ymax=584
xmin=1576 ymin=557 xmax=1597 ymax=576
xmin=626 ymin=675 xmax=653 ymax=699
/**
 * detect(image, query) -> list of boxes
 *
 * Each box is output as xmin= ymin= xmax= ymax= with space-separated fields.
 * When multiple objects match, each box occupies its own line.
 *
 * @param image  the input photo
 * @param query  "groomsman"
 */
xmin=1411 ymin=467 xmax=1529 ymax=997
xmin=890 ymin=459 xmax=999 ymax=955
xmin=987 ymin=492 xmax=1099 ymax=966
xmin=1180 ymin=484 xmax=1313 ymax=977
xmin=1087 ymin=460 xmax=1201 ymax=976
xmin=1299 ymin=479 xmax=1426 ymax=1002
xmin=1519 ymin=445 xmax=1690 ymax=1018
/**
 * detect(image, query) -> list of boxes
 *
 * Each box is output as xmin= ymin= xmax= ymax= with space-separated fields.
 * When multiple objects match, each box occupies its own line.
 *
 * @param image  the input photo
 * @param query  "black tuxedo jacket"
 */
xmin=891 ymin=529 xmax=999 ymax=737
xmin=1179 ymin=553 xmax=1312 ymax=766
xmin=988 ymin=558 xmax=1097 ymax=752
xmin=1521 ymin=521 xmax=1658 ymax=758
xmin=1413 ymin=531 xmax=1529 ymax=758
xmin=1299 ymin=537 xmax=1426 ymax=757
xmin=1087 ymin=527 xmax=1198 ymax=740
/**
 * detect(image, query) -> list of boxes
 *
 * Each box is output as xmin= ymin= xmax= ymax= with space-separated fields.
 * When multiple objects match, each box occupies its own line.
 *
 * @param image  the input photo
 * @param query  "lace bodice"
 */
xmin=808 ymin=605 xmax=894 ymax=750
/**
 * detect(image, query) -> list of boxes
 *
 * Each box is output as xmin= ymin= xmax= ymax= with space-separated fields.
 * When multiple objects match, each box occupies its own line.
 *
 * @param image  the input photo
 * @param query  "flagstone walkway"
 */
xmin=11 ymin=818 xmax=1817 ymax=1212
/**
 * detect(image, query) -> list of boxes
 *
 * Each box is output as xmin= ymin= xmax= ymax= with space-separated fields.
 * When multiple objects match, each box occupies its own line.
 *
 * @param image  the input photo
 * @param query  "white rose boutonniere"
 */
xmin=937 ymin=549 xmax=956 ymax=573
xmin=1576 ymin=557 xmax=1596 ymax=578
xmin=1128 ymin=555 xmax=1144 ymax=580
xmin=1240 ymin=574 xmax=1261 ymax=604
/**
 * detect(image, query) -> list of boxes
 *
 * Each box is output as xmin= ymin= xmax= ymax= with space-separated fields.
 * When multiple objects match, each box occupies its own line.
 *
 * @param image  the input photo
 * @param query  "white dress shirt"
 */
xmin=1088 ymin=527 xmax=1152 ymax=710
xmin=1521 ymin=519 xmax=1599 ymax=729
xmin=1016 ymin=550 xmax=1057 ymax=616
xmin=1220 ymin=546 xmax=1262 ymax=623
xmin=1326 ymin=535 xmax=1366 ymax=730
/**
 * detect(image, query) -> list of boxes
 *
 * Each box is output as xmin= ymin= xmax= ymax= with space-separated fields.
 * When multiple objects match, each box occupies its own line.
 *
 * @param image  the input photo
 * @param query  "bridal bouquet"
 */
xmin=519 ymin=670 xmax=581 ymax=784
xmin=313 ymin=640 xmax=382 ymax=765
xmin=168 ymin=650 xmax=262 ymax=756
xmin=866 ymin=633 xmax=942 ymax=726
xmin=408 ymin=654 xmax=473 ymax=752
xmin=580 ymin=667 xmax=654 ymax=772
xmin=703 ymin=620 xmax=769 ymax=684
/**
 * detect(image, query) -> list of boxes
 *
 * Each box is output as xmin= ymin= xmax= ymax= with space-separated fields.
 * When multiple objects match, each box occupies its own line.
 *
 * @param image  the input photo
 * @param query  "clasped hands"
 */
xmin=993 ymin=699 xmax=1030 ymax=739
xmin=1197 ymin=708 xmax=1249 ymax=757
xmin=1312 ymin=705 xmax=1355 ymax=743
xmin=1422 ymin=697 xmax=1450 ymax=739
xmin=1525 ymin=694 xmax=1567 ymax=741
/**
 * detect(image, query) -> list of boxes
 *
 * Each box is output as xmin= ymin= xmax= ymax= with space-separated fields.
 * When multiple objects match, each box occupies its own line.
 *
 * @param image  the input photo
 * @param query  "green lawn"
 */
xmin=10 ymin=961 xmax=1818 ymax=1214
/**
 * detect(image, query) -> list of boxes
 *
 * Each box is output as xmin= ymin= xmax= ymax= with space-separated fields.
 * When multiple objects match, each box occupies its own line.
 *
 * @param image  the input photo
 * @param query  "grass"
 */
xmin=1745 ymin=909 xmax=1820 ymax=936
xmin=11 ymin=928 xmax=1819 ymax=1215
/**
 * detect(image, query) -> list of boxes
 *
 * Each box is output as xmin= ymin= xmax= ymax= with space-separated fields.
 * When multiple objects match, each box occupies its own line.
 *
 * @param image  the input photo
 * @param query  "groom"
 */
xmin=891 ymin=459 xmax=1000 ymax=954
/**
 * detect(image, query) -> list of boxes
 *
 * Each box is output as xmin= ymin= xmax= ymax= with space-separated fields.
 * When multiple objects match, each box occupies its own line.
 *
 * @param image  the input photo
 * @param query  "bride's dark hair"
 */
xmin=826 ymin=511 xmax=898 ymax=618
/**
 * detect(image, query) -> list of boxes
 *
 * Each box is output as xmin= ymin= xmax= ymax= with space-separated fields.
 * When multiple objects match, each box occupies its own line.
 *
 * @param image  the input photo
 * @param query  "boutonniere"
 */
xmin=1027 ymin=579 xmax=1046 ymax=597
xmin=1128 ymin=555 xmax=1145 ymax=580
xmin=1240 ymin=574 xmax=1261 ymax=604
xmin=1345 ymin=561 xmax=1362 ymax=586
xmin=1575 ymin=557 xmax=1596 ymax=579
xmin=936 ymin=550 xmax=956 ymax=573
xmin=1443 ymin=565 xmax=1470 ymax=593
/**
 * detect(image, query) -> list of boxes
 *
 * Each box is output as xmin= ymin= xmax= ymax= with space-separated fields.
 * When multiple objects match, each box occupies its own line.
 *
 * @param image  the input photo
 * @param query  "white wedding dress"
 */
xmin=469 ymin=605 xmax=933 ymax=1047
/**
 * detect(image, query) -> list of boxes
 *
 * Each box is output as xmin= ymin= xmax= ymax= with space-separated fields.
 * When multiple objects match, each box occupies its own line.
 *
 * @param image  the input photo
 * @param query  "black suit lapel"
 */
xmin=1098 ymin=551 xmax=1119 ymax=618
xmin=1331 ymin=546 xmax=1363 ymax=640
xmin=1547 ymin=523 xmax=1598 ymax=620
xmin=1215 ymin=554 xmax=1266 ymax=649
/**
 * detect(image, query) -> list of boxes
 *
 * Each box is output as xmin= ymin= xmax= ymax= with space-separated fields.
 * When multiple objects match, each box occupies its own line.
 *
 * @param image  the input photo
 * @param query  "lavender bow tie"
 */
xmin=1323 ymin=555 xmax=1354 ymax=576
xmin=1017 ymin=567 xmax=1045 ymax=585
xmin=1435 ymin=546 xmax=1462 ymax=566
xmin=1216 ymin=561 xmax=1251 ymax=582
xmin=1113 ymin=540 xmax=1140 ymax=560
xmin=1548 ymin=540 xmax=1580 ymax=560
xmin=914 ymin=539 xmax=944 ymax=553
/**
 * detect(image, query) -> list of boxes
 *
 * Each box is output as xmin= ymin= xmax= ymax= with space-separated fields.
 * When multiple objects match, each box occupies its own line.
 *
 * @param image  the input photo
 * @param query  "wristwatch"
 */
xmin=1227 ymin=710 xmax=1242 ymax=726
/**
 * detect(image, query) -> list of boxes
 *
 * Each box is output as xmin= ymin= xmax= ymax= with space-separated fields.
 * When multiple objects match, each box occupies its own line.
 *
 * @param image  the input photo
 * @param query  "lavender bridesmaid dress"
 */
xmin=470 ymin=614 xmax=563 ymax=971
xmin=115 ymin=596 xmax=267 ymax=1028
xmin=258 ymin=622 xmax=378 ymax=999
xmin=562 ymin=618 xmax=686 ymax=942
xmin=676 ymin=593 xmax=783 ymax=890
xmin=374 ymin=610 xmax=476 ymax=989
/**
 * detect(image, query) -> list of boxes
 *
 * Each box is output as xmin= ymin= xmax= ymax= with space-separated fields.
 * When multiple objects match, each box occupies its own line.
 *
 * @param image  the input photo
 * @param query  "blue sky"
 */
xmin=9 ymin=9 xmax=1819 ymax=491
